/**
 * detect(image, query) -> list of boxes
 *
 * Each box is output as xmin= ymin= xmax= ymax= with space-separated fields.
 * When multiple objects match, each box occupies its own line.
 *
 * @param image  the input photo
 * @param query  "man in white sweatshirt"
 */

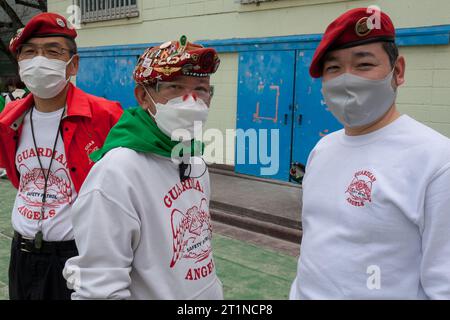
xmin=63 ymin=36 xmax=223 ymax=299
xmin=290 ymin=8 xmax=450 ymax=299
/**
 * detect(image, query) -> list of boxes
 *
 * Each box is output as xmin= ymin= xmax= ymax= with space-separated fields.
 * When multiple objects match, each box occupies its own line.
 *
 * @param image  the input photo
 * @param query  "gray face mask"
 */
xmin=322 ymin=70 xmax=397 ymax=128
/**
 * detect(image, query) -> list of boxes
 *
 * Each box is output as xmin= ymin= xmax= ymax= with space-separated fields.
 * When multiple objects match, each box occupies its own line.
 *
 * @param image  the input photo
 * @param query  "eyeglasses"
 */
xmin=155 ymin=81 xmax=215 ymax=102
xmin=17 ymin=43 xmax=73 ymax=60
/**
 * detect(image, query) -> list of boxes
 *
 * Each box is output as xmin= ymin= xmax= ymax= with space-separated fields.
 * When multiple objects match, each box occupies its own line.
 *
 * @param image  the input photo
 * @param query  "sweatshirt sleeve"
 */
xmin=420 ymin=162 xmax=450 ymax=299
xmin=64 ymin=189 xmax=141 ymax=300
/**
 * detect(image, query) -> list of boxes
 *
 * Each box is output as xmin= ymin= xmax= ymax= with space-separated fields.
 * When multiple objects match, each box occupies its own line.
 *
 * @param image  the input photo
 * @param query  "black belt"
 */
xmin=13 ymin=231 xmax=77 ymax=254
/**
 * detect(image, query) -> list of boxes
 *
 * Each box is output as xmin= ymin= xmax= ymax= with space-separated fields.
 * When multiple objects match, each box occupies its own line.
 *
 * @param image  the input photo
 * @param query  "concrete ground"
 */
xmin=0 ymin=178 xmax=300 ymax=300
xmin=210 ymin=169 xmax=302 ymax=227
xmin=209 ymin=168 xmax=303 ymax=243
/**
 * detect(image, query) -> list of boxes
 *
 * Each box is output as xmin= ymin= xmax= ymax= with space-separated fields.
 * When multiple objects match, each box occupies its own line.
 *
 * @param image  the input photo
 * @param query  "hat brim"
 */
xmin=331 ymin=36 xmax=395 ymax=51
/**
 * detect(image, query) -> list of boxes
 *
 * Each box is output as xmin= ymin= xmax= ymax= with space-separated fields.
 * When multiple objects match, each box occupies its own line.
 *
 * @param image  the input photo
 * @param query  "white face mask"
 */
xmin=19 ymin=56 xmax=73 ymax=99
xmin=144 ymin=87 xmax=209 ymax=141
xmin=322 ymin=70 xmax=397 ymax=128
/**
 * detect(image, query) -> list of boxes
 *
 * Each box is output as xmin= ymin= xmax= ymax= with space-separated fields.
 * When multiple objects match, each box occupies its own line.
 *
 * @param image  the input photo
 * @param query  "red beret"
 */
xmin=9 ymin=13 xmax=77 ymax=55
xmin=310 ymin=7 xmax=395 ymax=78
xmin=133 ymin=36 xmax=220 ymax=85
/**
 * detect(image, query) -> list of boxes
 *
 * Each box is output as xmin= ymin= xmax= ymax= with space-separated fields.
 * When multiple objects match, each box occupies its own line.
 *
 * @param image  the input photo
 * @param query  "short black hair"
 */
xmin=382 ymin=41 xmax=399 ymax=68
xmin=65 ymin=37 xmax=78 ymax=56
xmin=321 ymin=41 xmax=399 ymax=74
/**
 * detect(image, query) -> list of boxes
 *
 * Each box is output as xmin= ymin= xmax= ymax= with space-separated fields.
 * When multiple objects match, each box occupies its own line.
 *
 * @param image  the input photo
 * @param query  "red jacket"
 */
xmin=0 ymin=83 xmax=123 ymax=193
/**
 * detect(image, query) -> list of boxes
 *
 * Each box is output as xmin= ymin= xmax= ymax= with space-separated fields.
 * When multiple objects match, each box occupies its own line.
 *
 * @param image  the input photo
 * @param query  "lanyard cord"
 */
xmin=179 ymin=157 xmax=208 ymax=182
xmin=29 ymin=106 xmax=66 ymax=232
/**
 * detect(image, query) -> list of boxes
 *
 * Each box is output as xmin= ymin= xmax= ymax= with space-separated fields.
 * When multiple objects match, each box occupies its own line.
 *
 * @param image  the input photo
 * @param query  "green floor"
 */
xmin=0 ymin=179 xmax=16 ymax=300
xmin=0 ymin=179 xmax=297 ymax=300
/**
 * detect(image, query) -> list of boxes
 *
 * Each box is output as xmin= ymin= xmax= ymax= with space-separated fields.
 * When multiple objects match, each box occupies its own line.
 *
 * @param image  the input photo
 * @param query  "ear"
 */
xmin=135 ymin=85 xmax=148 ymax=108
xmin=135 ymin=85 xmax=158 ymax=117
xmin=393 ymin=55 xmax=405 ymax=88
xmin=67 ymin=54 xmax=79 ymax=78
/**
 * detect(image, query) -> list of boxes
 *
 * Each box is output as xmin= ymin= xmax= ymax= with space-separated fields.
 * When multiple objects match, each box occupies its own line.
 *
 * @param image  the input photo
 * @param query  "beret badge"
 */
xmin=355 ymin=17 xmax=372 ymax=37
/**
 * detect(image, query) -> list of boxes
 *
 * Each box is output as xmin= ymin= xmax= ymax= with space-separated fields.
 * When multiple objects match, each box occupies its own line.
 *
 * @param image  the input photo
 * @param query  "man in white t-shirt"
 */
xmin=0 ymin=13 xmax=123 ymax=300
xmin=290 ymin=7 xmax=450 ymax=299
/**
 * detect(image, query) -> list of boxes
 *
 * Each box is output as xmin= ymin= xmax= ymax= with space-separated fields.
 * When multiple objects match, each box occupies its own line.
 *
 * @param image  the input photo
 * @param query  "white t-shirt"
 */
xmin=291 ymin=115 xmax=450 ymax=300
xmin=12 ymin=107 xmax=77 ymax=241
xmin=64 ymin=148 xmax=223 ymax=300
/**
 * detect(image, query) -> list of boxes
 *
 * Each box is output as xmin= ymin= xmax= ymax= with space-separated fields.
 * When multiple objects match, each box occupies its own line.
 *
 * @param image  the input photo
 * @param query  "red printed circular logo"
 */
xmin=346 ymin=170 xmax=376 ymax=207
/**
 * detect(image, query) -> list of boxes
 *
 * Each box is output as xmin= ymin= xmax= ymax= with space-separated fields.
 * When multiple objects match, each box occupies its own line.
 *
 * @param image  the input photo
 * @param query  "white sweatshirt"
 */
xmin=291 ymin=115 xmax=450 ymax=300
xmin=63 ymin=147 xmax=223 ymax=300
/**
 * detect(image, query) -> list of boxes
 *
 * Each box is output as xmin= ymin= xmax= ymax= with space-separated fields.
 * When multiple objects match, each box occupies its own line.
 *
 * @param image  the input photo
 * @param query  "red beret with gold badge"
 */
xmin=9 ymin=12 xmax=77 ymax=55
xmin=133 ymin=36 xmax=220 ymax=85
xmin=310 ymin=7 xmax=396 ymax=78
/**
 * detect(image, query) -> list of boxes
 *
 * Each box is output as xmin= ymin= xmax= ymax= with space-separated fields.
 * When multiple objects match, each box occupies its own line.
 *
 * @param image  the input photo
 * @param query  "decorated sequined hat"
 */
xmin=133 ymin=36 xmax=220 ymax=85
xmin=310 ymin=7 xmax=396 ymax=78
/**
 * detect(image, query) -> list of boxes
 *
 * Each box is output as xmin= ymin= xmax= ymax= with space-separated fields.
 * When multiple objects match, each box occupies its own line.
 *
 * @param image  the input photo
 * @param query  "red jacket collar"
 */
xmin=0 ymin=83 xmax=92 ymax=129
xmin=66 ymin=82 xmax=92 ymax=118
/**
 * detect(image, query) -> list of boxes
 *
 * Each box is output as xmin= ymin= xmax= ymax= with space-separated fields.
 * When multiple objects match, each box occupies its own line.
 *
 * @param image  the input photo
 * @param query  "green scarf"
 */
xmin=90 ymin=107 xmax=203 ymax=162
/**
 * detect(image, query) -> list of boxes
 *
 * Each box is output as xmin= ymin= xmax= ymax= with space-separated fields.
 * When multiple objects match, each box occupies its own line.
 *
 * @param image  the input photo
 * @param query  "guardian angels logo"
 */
xmin=170 ymin=198 xmax=212 ymax=268
xmin=18 ymin=165 xmax=73 ymax=208
xmin=164 ymin=176 xmax=216 ymax=281
xmin=16 ymin=147 xmax=73 ymax=220
xmin=345 ymin=170 xmax=376 ymax=207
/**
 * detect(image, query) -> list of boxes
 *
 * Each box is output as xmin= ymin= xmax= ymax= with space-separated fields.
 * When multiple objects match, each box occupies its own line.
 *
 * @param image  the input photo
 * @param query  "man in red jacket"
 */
xmin=0 ymin=12 xmax=123 ymax=300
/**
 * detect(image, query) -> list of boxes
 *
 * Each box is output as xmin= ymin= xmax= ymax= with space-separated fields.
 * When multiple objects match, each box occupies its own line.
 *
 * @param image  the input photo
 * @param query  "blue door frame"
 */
xmin=235 ymin=49 xmax=342 ymax=182
xmin=235 ymin=50 xmax=296 ymax=181
xmin=292 ymin=50 xmax=342 ymax=168
xmin=77 ymin=54 xmax=140 ymax=109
